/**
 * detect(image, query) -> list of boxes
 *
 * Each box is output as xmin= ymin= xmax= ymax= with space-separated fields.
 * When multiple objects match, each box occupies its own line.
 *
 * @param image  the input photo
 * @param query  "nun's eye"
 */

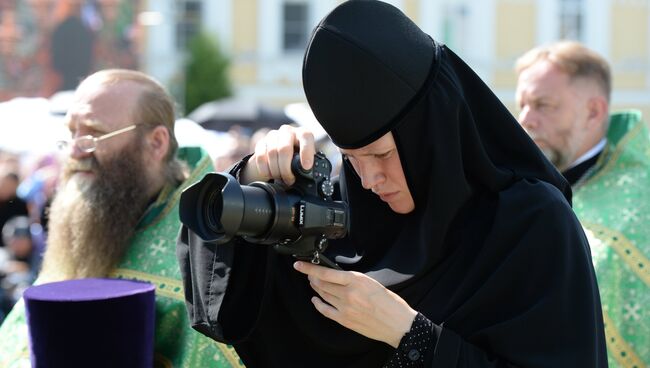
xmin=375 ymin=150 xmax=393 ymax=159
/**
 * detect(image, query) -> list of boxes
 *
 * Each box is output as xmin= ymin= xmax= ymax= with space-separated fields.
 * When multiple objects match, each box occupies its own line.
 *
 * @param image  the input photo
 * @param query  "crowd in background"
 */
xmin=0 ymin=149 xmax=56 ymax=321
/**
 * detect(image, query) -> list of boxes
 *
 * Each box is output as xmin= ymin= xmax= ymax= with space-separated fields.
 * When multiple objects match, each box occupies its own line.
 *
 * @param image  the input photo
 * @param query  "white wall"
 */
xmin=141 ymin=0 xmax=180 ymax=88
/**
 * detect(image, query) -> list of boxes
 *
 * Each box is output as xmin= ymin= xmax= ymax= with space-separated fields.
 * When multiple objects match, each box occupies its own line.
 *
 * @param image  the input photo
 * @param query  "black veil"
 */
xmin=178 ymin=1 xmax=605 ymax=366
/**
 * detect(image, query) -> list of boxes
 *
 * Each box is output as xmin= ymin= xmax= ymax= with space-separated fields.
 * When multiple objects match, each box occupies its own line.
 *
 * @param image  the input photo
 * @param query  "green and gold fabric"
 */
xmin=575 ymin=110 xmax=650 ymax=368
xmin=0 ymin=147 xmax=244 ymax=368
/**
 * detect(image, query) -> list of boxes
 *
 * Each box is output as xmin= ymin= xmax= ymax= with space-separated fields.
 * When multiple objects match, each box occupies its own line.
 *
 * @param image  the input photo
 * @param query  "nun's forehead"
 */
xmin=338 ymin=132 xmax=397 ymax=155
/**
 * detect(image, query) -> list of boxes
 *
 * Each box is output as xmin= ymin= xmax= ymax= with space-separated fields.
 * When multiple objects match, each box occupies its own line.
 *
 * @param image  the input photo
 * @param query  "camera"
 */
xmin=179 ymin=152 xmax=348 ymax=266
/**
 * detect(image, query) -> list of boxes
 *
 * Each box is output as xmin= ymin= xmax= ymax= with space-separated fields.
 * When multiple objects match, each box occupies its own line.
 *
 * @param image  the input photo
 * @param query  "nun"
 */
xmin=178 ymin=1 xmax=607 ymax=366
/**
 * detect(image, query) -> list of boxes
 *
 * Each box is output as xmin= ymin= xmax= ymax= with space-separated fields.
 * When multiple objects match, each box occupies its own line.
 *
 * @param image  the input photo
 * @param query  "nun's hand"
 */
xmin=241 ymin=124 xmax=316 ymax=185
xmin=293 ymin=261 xmax=418 ymax=348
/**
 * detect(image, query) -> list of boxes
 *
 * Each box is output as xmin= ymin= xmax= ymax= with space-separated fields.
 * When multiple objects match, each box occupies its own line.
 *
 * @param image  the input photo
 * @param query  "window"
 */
xmin=176 ymin=0 xmax=203 ymax=49
xmin=559 ymin=0 xmax=583 ymax=41
xmin=283 ymin=2 xmax=308 ymax=52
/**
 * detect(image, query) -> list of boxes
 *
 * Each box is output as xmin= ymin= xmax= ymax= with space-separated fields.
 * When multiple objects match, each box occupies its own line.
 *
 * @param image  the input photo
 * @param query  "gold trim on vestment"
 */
xmin=577 ymin=120 xmax=644 ymax=190
xmin=602 ymin=311 xmax=646 ymax=368
xmin=583 ymin=222 xmax=650 ymax=288
xmin=110 ymin=268 xmax=184 ymax=301
xmin=216 ymin=343 xmax=246 ymax=367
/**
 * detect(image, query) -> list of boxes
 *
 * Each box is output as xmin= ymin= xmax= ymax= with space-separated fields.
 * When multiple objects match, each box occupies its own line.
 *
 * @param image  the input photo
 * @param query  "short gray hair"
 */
xmin=516 ymin=41 xmax=611 ymax=102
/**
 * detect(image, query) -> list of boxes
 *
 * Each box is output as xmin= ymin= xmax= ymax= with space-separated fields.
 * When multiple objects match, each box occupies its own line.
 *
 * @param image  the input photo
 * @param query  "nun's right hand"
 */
xmin=240 ymin=124 xmax=316 ymax=185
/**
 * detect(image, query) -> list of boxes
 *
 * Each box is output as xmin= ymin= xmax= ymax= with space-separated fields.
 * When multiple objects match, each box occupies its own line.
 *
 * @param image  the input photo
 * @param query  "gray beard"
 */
xmin=40 ymin=141 xmax=152 ymax=280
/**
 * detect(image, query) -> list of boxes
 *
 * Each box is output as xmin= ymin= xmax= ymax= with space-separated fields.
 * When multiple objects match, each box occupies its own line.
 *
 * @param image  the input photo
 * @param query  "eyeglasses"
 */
xmin=57 ymin=124 xmax=138 ymax=153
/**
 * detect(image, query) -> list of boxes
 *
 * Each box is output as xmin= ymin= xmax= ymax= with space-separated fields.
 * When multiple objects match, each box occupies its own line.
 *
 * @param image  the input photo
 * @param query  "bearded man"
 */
xmin=0 ymin=69 xmax=242 ymax=367
xmin=516 ymin=42 xmax=650 ymax=367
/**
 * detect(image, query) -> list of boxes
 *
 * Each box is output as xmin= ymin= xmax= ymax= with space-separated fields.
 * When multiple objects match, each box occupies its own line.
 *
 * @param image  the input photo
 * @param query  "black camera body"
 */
xmin=179 ymin=152 xmax=348 ymax=266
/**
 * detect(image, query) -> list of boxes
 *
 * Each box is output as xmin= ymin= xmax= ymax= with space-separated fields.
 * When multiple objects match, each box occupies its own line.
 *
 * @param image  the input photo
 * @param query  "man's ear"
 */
xmin=146 ymin=125 xmax=170 ymax=162
xmin=586 ymin=95 xmax=608 ymax=130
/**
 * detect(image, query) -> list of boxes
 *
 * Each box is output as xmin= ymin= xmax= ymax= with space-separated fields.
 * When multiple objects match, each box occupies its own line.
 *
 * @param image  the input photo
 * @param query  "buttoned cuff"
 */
xmin=383 ymin=312 xmax=437 ymax=367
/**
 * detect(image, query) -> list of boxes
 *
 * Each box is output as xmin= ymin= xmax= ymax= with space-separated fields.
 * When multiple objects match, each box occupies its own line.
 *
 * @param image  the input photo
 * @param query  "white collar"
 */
xmin=566 ymin=138 xmax=607 ymax=170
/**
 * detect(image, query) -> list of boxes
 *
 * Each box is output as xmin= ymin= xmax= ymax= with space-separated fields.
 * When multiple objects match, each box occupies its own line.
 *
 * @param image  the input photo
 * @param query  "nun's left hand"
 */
xmin=293 ymin=261 xmax=418 ymax=348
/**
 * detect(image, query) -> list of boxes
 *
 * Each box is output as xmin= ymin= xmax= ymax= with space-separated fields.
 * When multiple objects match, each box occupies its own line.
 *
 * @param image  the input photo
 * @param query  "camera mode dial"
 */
xmin=320 ymin=180 xmax=334 ymax=197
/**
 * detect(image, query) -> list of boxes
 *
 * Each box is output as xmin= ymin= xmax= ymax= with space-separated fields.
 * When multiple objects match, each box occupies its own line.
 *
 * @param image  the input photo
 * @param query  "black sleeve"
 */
xmin=425 ymin=328 xmax=521 ymax=368
xmin=177 ymin=225 xmax=273 ymax=343
xmin=384 ymin=313 xmax=439 ymax=367
xmin=384 ymin=314 xmax=521 ymax=368
xmin=176 ymin=226 xmax=230 ymax=342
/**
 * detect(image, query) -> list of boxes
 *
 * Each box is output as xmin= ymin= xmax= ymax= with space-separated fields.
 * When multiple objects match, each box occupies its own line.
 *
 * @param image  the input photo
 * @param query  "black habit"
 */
xmin=177 ymin=1 xmax=607 ymax=367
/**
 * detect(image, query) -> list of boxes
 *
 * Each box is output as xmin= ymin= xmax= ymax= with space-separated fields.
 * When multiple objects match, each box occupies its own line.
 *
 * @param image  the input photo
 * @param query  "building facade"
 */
xmin=140 ymin=0 xmax=650 ymax=117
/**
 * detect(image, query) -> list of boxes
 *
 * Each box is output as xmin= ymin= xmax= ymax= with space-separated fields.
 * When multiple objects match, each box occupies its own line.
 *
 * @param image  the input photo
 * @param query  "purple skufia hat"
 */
xmin=24 ymin=278 xmax=155 ymax=367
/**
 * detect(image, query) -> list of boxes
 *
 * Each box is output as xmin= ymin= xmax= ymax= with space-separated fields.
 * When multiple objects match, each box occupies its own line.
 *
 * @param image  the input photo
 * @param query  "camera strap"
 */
xmin=308 ymin=251 xmax=342 ymax=270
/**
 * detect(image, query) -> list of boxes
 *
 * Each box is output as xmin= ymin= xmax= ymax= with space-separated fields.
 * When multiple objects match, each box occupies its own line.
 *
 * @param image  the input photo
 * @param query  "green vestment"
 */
xmin=574 ymin=110 xmax=650 ymax=368
xmin=0 ymin=147 xmax=244 ymax=368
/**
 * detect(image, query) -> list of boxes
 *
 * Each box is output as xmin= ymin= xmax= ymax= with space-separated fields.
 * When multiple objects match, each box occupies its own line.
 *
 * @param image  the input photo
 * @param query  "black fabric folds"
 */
xmin=177 ymin=1 xmax=607 ymax=367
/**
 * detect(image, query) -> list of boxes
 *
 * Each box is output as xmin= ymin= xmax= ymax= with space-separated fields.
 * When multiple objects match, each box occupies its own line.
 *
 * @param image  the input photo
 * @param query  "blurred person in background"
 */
xmin=17 ymin=153 xmax=61 ymax=231
xmin=0 ymin=69 xmax=241 ymax=367
xmin=0 ymin=170 xmax=29 ymax=249
xmin=14 ymin=153 xmax=61 ymax=278
xmin=0 ymin=216 xmax=36 ymax=322
xmin=49 ymin=0 xmax=94 ymax=91
xmin=516 ymin=41 xmax=650 ymax=367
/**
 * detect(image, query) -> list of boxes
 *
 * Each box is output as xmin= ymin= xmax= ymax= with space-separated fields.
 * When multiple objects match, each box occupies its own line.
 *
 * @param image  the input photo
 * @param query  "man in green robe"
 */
xmin=0 ymin=69 xmax=243 ymax=367
xmin=516 ymin=41 xmax=649 ymax=367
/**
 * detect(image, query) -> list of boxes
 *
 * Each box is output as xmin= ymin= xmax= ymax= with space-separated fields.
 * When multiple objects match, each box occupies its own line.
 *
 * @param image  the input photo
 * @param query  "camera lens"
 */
xmin=180 ymin=173 xmax=301 ymax=244
xmin=205 ymin=190 xmax=224 ymax=234
xmin=179 ymin=153 xmax=348 ymax=260
xmin=237 ymin=185 xmax=277 ymax=238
